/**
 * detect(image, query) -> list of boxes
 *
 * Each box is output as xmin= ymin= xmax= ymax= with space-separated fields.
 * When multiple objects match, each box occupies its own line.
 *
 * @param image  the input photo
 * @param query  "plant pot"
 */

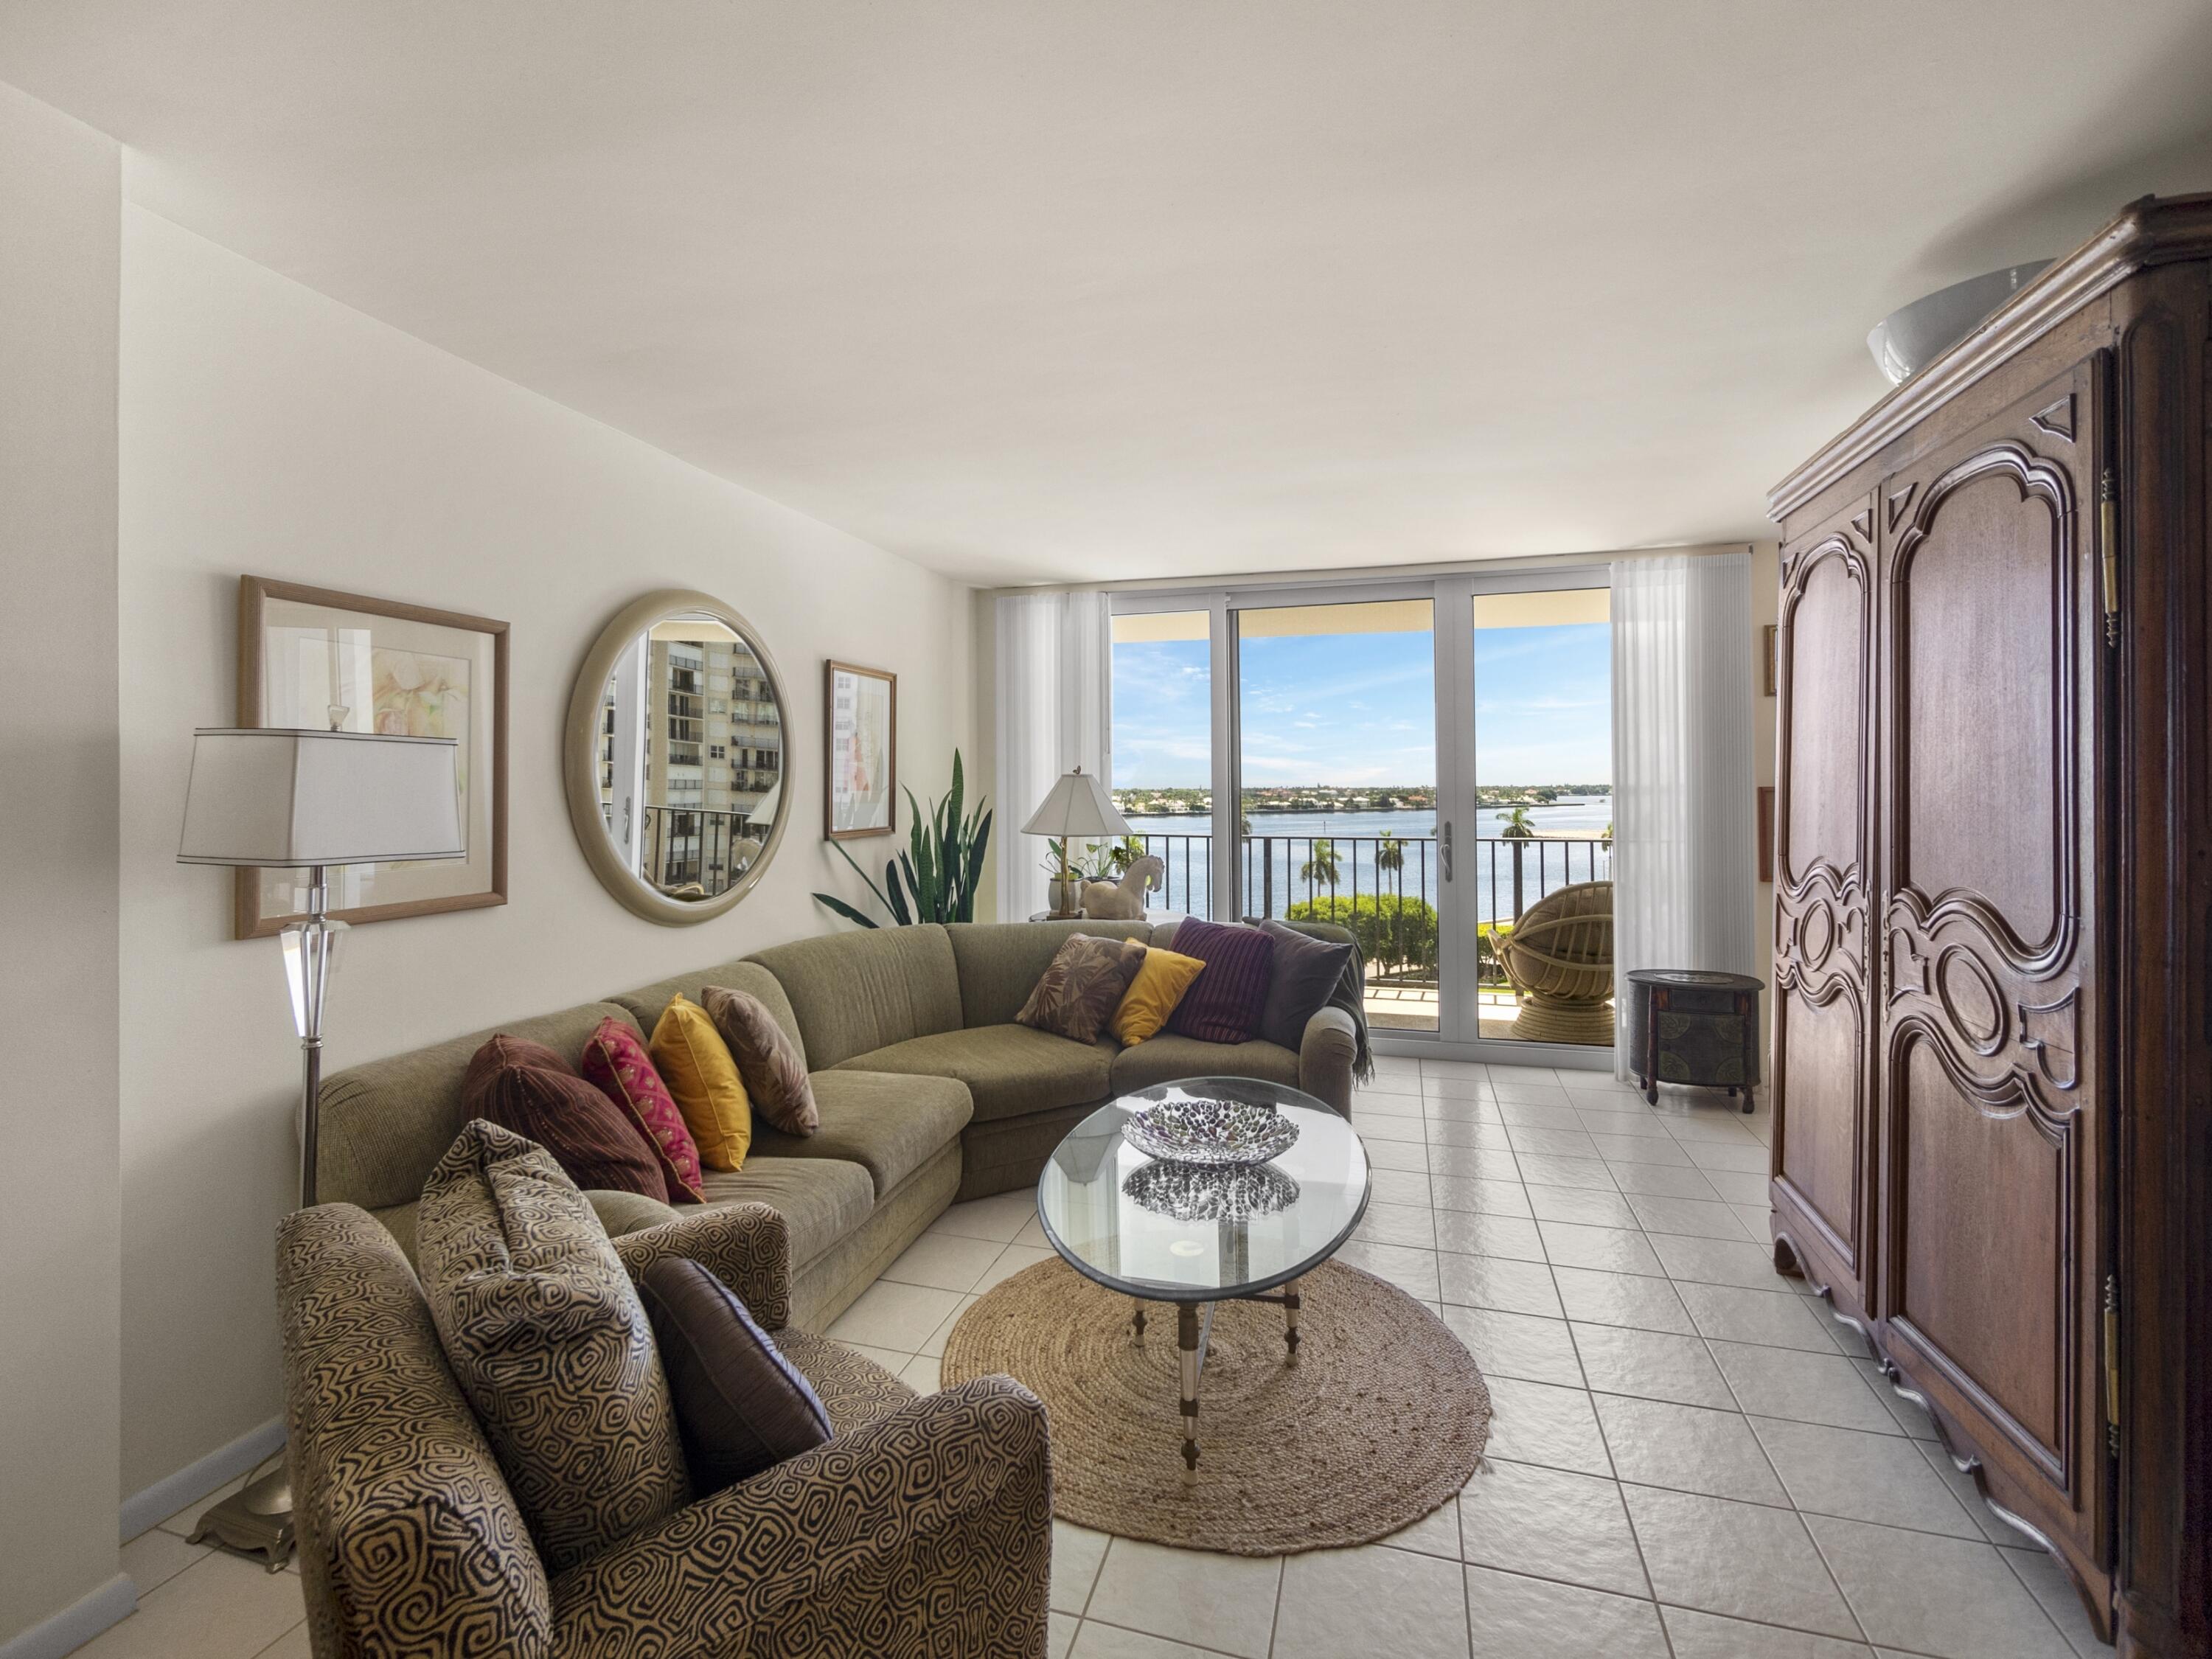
xmin=1048 ymin=877 xmax=1080 ymax=917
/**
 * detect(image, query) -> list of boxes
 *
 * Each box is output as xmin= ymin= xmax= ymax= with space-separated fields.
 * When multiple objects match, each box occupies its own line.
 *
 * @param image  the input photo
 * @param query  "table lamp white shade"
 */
xmin=177 ymin=728 xmax=465 ymax=867
xmin=1020 ymin=765 xmax=1132 ymax=843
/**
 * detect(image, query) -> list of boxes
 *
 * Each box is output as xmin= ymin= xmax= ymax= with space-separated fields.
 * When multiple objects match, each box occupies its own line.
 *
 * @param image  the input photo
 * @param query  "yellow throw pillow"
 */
xmin=1110 ymin=947 xmax=1208 ymax=1046
xmin=649 ymin=995 xmax=751 ymax=1172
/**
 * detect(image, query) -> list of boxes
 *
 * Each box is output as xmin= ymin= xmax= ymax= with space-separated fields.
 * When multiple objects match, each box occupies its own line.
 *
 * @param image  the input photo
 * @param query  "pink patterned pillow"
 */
xmin=581 ymin=1017 xmax=705 ymax=1203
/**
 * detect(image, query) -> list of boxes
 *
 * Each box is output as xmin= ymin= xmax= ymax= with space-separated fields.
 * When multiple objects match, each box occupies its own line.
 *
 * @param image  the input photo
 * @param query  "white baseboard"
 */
xmin=118 ymin=1415 xmax=285 ymax=1543
xmin=0 ymin=1574 xmax=136 ymax=1659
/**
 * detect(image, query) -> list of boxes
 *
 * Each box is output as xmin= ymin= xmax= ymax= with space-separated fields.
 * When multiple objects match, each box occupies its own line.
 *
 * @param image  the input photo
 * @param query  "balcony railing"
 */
xmin=1121 ymin=832 xmax=1612 ymax=983
xmin=597 ymin=804 xmax=765 ymax=900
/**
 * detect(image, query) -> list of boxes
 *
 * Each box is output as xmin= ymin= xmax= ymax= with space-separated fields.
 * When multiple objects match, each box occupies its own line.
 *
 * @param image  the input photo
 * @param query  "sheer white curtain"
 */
xmin=1609 ymin=552 xmax=1757 ymax=1077
xmin=994 ymin=590 xmax=1111 ymax=922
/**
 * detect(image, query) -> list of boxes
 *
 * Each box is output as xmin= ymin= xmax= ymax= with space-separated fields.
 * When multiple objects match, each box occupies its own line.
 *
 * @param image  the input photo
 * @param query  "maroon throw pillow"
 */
xmin=462 ymin=1034 xmax=669 ymax=1203
xmin=1163 ymin=918 xmax=1276 ymax=1045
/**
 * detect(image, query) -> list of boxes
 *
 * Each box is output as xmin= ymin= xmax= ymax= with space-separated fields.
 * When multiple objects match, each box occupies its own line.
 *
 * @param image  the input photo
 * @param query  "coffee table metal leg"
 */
xmin=1178 ymin=1302 xmax=1202 ymax=1478
xmin=1283 ymin=1276 xmax=1301 ymax=1357
xmin=1131 ymin=1301 xmax=1147 ymax=1348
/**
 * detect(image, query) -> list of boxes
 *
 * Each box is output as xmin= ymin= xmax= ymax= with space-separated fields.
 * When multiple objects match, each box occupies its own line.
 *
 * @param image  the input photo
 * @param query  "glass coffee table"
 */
xmin=1036 ymin=1077 xmax=1370 ymax=1475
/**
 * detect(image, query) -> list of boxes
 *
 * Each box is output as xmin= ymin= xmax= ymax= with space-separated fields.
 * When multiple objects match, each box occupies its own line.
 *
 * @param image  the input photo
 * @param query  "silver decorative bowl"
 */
xmin=1122 ymin=1096 xmax=1299 ymax=1167
xmin=1123 ymin=1158 xmax=1301 ymax=1222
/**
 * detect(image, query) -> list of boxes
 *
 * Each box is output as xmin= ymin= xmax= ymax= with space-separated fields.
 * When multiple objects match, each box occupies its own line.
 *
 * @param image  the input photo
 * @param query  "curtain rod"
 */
xmin=973 ymin=541 xmax=1768 ymax=601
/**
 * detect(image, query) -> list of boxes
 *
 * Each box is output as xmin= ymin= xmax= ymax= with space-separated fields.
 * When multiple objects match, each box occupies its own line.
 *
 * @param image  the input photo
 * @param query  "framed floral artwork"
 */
xmin=235 ymin=576 xmax=509 ymax=937
xmin=824 ymin=660 xmax=896 ymax=839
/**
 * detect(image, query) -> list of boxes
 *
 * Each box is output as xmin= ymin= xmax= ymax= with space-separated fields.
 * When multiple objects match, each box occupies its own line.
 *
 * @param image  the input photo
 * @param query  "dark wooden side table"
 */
xmin=1627 ymin=969 xmax=1764 ymax=1110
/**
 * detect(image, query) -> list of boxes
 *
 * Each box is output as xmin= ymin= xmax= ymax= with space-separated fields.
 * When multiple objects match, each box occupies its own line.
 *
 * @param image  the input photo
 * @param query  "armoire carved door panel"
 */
xmin=1770 ymin=493 xmax=1877 ymax=1323
xmin=1874 ymin=355 xmax=2108 ymax=1599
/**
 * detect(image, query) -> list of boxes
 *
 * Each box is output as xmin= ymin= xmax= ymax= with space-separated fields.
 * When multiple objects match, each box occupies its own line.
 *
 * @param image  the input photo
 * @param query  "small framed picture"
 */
xmin=1762 ymin=624 xmax=1778 ymax=696
xmin=1757 ymin=785 xmax=1776 ymax=883
xmin=236 ymin=576 xmax=508 ymax=938
xmin=824 ymin=661 xmax=897 ymax=839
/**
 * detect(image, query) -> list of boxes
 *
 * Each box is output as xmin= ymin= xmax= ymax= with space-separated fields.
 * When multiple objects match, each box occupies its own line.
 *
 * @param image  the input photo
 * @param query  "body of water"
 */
xmin=1114 ymin=799 xmax=1612 ymax=925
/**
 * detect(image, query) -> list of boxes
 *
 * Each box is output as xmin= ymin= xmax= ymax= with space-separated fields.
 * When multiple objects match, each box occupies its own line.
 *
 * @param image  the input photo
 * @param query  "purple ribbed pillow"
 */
xmin=1163 ymin=918 xmax=1276 ymax=1045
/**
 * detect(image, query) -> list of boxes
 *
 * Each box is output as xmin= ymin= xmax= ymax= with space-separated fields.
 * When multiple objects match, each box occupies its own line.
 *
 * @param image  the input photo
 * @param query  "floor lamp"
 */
xmin=175 ymin=726 xmax=464 ymax=1568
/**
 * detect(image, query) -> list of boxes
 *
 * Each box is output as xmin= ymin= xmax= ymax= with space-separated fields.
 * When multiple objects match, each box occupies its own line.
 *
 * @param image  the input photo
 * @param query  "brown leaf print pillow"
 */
xmin=1017 ymin=933 xmax=1149 ymax=1045
xmin=703 ymin=986 xmax=818 ymax=1136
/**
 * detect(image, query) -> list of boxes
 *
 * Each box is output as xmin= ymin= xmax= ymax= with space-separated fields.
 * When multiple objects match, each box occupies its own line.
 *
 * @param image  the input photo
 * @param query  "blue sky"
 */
xmin=1110 ymin=622 xmax=1610 ymax=788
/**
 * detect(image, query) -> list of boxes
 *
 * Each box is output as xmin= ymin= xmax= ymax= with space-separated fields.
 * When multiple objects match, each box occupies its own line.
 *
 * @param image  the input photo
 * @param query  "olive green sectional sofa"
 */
xmin=318 ymin=917 xmax=1359 ymax=1332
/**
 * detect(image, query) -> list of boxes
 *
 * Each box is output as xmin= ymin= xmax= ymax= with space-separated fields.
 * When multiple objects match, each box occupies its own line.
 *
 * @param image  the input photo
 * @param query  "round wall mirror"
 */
xmin=564 ymin=589 xmax=792 ymax=925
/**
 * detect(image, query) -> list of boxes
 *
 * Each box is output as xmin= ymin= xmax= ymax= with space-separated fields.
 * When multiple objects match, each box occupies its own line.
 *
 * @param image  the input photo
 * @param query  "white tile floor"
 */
xmin=94 ymin=1059 xmax=2107 ymax=1659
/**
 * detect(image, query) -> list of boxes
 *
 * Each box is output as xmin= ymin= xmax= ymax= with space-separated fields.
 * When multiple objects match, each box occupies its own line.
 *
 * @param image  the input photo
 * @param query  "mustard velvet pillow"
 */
xmin=649 ymin=995 xmax=752 ymax=1172
xmin=1110 ymin=947 xmax=1208 ymax=1046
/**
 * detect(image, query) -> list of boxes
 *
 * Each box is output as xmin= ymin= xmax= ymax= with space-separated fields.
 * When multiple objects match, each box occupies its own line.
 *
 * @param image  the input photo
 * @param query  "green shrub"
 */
xmin=1285 ymin=893 xmax=1439 ymax=975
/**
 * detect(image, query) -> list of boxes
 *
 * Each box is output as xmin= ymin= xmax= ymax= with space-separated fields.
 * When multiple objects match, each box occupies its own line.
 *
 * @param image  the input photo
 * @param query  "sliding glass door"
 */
xmin=1107 ymin=569 xmax=1612 ymax=1058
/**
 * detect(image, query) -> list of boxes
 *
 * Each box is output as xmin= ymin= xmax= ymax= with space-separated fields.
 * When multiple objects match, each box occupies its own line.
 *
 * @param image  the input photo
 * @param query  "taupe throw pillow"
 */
xmin=1017 ymin=933 xmax=1148 ymax=1045
xmin=703 ymin=985 xmax=818 ymax=1135
xmin=416 ymin=1120 xmax=690 ymax=1574
xmin=639 ymin=1256 xmax=831 ymax=1494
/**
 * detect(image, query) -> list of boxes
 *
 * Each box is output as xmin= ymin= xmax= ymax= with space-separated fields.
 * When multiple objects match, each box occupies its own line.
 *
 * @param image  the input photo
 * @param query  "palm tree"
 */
xmin=1299 ymin=838 xmax=1340 ymax=891
xmin=1375 ymin=832 xmax=1407 ymax=971
xmin=1498 ymin=805 xmax=1536 ymax=919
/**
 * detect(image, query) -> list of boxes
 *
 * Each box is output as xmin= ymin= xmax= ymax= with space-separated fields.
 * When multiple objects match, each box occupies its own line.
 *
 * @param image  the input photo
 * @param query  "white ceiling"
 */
xmin=5 ymin=2 xmax=2211 ymax=586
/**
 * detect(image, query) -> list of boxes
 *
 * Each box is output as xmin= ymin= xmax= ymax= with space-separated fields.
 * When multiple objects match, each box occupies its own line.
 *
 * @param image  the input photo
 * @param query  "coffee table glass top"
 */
xmin=1037 ymin=1077 xmax=1370 ymax=1301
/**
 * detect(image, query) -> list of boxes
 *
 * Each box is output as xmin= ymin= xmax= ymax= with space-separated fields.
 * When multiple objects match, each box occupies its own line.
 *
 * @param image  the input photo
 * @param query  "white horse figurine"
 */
xmin=1080 ymin=855 xmax=1164 ymax=920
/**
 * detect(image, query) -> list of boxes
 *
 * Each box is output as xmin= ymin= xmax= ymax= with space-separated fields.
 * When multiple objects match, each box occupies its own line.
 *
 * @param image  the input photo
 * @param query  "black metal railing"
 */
xmin=1120 ymin=831 xmax=1612 ymax=981
xmin=595 ymin=803 xmax=765 ymax=900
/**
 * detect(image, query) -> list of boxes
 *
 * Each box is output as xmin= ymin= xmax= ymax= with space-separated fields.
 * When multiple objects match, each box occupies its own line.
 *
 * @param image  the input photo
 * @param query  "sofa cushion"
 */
xmin=1015 ymin=933 xmax=1147 ymax=1045
xmin=415 ymin=1121 xmax=690 ymax=1576
xmin=749 ymin=925 xmax=964 ymax=1071
xmin=1108 ymin=1033 xmax=1301 ymax=1097
xmin=650 ymin=995 xmax=753 ymax=1172
xmin=461 ymin=1034 xmax=671 ymax=1203
xmin=608 ymin=961 xmax=807 ymax=1072
xmin=1110 ymin=945 xmax=1207 ymax=1046
xmin=1164 ymin=917 xmax=1276 ymax=1044
xmin=833 ymin=1023 xmax=1116 ymax=1124
xmin=698 ymin=1158 xmax=875 ymax=1274
xmin=580 ymin=1018 xmax=706 ymax=1203
xmin=947 ymin=919 xmax=1155 ymax=1029
xmin=318 ymin=1001 xmax=639 ymax=1214
xmin=704 ymin=984 xmax=818 ymax=1135
xmin=639 ymin=1258 xmax=830 ymax=1495
xmin=751 ymin=1068 xmax=973 ymax=1197
xmin=1257 ymin=919 xmax=1357 ymax=1051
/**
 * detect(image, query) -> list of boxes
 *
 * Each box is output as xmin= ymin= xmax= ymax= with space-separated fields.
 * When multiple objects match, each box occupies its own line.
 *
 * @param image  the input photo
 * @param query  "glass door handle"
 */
xmin=1441 ymin=821 xmax=1453 ymax=881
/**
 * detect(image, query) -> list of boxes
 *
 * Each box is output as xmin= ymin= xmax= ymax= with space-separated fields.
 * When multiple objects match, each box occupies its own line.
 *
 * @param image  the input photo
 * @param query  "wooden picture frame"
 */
xmin=824 ymin=661 xmax=897 ymax=840
xmin=236 ymin=576 xmax=509 ymax=938
xmin=1757 ymin=785 xmax=1775 ymax=883
xmin=1761 ymin=624 xmax=1778 ymax=696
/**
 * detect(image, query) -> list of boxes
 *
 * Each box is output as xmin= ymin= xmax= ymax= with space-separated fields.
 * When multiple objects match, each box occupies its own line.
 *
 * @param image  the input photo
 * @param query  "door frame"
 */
xmin=1109 ymin=566 xmax=1618 ymax=1068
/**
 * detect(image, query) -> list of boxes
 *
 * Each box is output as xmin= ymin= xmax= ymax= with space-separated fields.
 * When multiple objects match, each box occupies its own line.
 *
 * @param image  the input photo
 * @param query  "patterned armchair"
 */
xmin=276 ymin=1200 xmax=1052 ymax=1658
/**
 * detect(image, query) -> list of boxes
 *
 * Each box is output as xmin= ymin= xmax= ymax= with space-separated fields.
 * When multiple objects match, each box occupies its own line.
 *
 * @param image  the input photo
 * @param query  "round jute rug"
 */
xmin=939 ymin=1256 xmax=1490 ymax=1554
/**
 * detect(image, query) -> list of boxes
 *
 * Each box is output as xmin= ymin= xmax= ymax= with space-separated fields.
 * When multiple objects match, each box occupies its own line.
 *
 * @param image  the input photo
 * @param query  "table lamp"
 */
xmin=174 ymin=726 xmax=463 ymax=1567
xmin=1020 ymin=765 xmax=1131 ymax=917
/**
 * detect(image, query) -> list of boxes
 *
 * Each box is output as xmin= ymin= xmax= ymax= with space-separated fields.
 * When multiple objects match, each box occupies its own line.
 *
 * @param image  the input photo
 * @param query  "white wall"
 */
xmin=117 ymin=206 xmax=975 ymax=1501
xmin=0 ymin=83 xmax=130 ymax=1652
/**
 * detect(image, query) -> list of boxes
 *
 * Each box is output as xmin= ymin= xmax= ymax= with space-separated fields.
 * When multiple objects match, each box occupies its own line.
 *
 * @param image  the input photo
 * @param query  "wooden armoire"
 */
xmin=1768 ymin=193 xmax=2211 ymax=1659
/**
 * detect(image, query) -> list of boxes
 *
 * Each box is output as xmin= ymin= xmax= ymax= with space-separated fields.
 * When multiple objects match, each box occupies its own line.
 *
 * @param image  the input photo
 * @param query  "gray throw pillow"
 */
xmin=639 ymin=1257 xmax=831 ymax=1494
xmin=1258 ymin=919 xmax=1355 ymax=1051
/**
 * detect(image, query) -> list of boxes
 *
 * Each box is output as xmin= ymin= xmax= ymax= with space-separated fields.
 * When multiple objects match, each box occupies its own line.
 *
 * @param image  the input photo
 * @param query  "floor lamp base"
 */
xmin=187 ymin=1467 xmax=294 ymax=1572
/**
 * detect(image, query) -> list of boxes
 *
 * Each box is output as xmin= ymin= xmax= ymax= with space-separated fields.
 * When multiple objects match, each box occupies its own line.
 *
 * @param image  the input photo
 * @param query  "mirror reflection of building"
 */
xmin=594 ymin=613 xmax=784 ymax=902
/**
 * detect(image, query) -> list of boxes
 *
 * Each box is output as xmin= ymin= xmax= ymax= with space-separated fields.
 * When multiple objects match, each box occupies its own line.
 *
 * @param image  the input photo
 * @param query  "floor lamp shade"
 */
xmin=178 ymin=728 xmax=465 ymax=866
xmin=1020 ymin=765 xmax=1132 ymax=844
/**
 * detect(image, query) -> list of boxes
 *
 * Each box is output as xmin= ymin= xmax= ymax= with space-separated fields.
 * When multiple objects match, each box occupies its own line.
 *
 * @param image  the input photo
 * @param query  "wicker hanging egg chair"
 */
xmin=1495 ymin=880 xmax=1615 ymax=1045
